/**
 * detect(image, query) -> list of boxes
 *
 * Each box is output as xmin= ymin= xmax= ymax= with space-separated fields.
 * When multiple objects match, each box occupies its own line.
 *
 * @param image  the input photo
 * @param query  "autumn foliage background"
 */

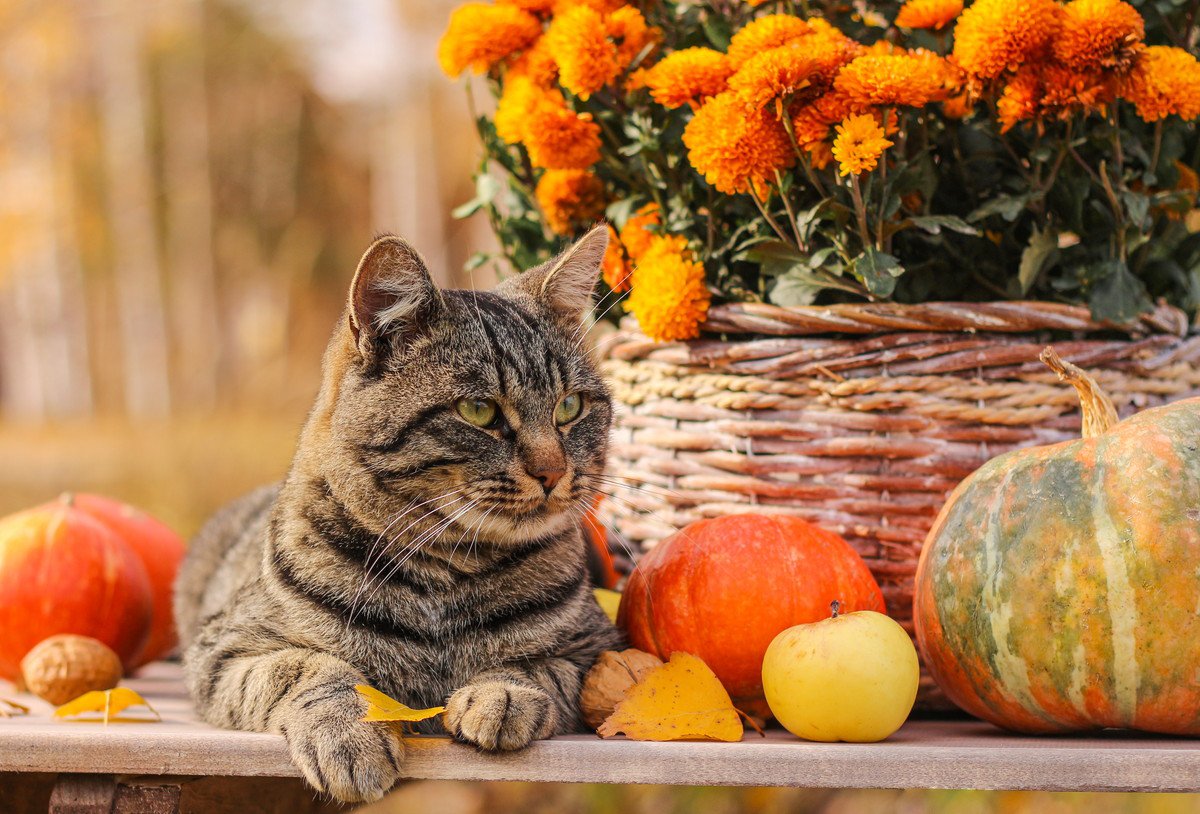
xmin=439 ymin=0 xmax=1200 ymax=342
xmin=1 ymin=0 xmax=1199 ymax=812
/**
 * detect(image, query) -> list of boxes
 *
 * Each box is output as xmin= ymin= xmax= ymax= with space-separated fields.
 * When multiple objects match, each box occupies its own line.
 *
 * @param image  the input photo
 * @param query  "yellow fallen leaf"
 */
xmin=597 ymin=651 xmax=743 ymax=742
xmin=55 ymin=688 xmax=160 ymax=724
xmin=355 ymin=685 xmax=444 ymax=723
xmin=593 ymin=588 xmax=621 ymax=624
xmin=1 ymin=698 xmax=30 ymax=718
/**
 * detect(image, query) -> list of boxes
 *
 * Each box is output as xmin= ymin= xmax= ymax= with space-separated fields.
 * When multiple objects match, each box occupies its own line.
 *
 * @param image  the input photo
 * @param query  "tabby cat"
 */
xmin=174 ymin=225 xmax=623 ymax=803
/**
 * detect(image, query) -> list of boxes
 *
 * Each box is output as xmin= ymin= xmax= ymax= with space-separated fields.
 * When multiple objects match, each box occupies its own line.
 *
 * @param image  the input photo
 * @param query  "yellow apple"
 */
xmin=761 ymin=604 xmax=919 ymax=742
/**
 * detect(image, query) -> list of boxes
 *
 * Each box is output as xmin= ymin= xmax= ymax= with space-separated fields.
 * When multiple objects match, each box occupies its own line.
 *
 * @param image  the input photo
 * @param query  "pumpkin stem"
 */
xmin=1040 ymin=347 xmax=1119 ymax=439
xmin=830 ymin=599 xmax=841 ymax=619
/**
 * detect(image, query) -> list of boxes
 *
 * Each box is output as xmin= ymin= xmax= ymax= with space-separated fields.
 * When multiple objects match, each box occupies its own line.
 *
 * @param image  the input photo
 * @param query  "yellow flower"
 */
xmin=545 ymin=5 xmax=621 ymax=99
xmin=1053 ymin=0 xmax=1144 ymax=71
xmin=643 ymin=48 xmax=735 ymax=109
xmin=602 ymin=225 xmax=632 ymax=292
xmin=1120 ymin=45 xmax=1200 ymax=121
xmin=438 ymin=3 xmax=543 ymax=78
xmin=495 ymin=75 xmax=547 ymax=143
xmin=523 ymin=95 xmax=603 ymax=169
xmin=682 ymin=92 xmax=796 ymax=196
xmin=952 ymin=0 xmax=1060 ymax=80
xmin=619 ymin=203 xmax=661 ymax=260
xmin=835 ymin=53 xmax=950 ymax=108
xmin=627 ymin=235 xmax=711 ymax=342
xmin=894 ymin=0 xmax=963 ymax=30
xmin=727 ymin=14 xmax=811 ymax=68
xmin=608 ymin=6 xmax=659 ymax=70
xmin=832 ymin=113 xmax=893 ymax=176
xmin=536 ymin=169 xmax=607 ymax=235
xmin=729 ymin=45 xmax=820 ymax=110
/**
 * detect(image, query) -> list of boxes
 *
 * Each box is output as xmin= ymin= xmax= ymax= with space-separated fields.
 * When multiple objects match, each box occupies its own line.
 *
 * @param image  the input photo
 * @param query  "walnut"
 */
xmin=580 ymin=648 xmax=663 ymax=730
xmin=20 ymin=635 xmax=123 ymax=705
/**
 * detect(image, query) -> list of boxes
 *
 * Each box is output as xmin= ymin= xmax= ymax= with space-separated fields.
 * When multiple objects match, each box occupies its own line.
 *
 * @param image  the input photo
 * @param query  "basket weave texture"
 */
xmin=600 ymin=301 xmax=1200 ymax=705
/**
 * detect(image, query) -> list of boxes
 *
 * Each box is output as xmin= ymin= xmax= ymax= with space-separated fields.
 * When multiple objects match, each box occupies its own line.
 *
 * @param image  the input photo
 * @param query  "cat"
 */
xmin=174 ymin=225 xmax=624 ymax=803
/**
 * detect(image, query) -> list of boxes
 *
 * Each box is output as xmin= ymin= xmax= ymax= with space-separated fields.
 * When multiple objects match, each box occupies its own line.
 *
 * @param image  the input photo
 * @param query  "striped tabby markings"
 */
xmin=1091 ymin=459 xmax=1140 ymax=724
xmin=980 ymin=470 xmax=1042 ymax=717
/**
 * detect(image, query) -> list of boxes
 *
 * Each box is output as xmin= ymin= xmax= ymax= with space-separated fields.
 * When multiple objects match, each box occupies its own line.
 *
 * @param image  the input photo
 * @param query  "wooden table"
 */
xmin=2 ymin=664 xmax=1199 ymax=812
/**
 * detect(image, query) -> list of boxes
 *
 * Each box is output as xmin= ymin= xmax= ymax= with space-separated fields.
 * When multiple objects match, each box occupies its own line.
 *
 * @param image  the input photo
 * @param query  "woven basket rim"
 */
xmin=692 ymin=300 xmax=1193 ymax=338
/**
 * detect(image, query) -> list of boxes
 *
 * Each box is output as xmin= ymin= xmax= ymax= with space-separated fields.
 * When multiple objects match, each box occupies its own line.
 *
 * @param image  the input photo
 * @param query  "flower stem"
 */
xmin=775 ymin=170 xmax=807 ymax=250
xmin=752 ymin=192 xmax=794 ymax=246
xmin=849 ymin=174 xmax=873 ymax=251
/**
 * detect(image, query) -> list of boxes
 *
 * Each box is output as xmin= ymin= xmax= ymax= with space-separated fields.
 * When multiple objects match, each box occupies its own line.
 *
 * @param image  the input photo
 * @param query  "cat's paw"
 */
xmin=443 ymin=681 xmax=556 ymax=751
xmin=281 ymin=686 xmax=404 ymax=803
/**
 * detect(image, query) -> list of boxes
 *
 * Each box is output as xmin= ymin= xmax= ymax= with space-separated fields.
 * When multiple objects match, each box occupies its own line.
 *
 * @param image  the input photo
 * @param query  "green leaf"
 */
xmin=745 ymin=240 xmax=807 ymax=277
xmin=852 ymin=248 xmax=904 ymax=297
xmin=1088 ymin=260 xmax=1152 ymax=323
xmin=451 ymin=174 xmax=503 ymax=220
xmin=701 ymin=13 xmax=733 ymax=50
xmin=769 ymin=269 xmax=826 ymax=307
xmin=794 ymin=198 xmax=831 ymax=244
xmin=968 ymin=193 xmax=1034 ymax=223
xmin=1018 ymin=226 xmax=1060 ymax=295
xmin=908 ymin=215 xmax=981 ymax=236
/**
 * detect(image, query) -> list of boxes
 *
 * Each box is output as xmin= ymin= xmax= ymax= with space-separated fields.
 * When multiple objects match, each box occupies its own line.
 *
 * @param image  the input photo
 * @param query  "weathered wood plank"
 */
xmin=2 ymin=664 xmax=1199 ymax=793
xmin=48 ymin=775 xmax=115 ymax=814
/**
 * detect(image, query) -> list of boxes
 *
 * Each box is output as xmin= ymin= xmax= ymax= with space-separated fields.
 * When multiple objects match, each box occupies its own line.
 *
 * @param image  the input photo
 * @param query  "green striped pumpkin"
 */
xmin=914 ymin=348 xmax=1200 ymax=734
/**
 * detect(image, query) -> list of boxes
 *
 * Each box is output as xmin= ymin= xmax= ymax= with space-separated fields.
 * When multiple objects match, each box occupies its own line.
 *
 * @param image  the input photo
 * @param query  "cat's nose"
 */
xmin=528 ymin=466 xmax=565 ymax=494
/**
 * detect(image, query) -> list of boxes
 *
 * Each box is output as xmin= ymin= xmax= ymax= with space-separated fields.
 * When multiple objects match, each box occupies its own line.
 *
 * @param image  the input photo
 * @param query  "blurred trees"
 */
xmin=0 ymin=0 xmax=491 ymax=422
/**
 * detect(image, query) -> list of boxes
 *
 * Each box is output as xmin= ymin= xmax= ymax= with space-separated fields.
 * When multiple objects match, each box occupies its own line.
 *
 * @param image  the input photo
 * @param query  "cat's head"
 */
xmin=314 ymin=225 xmax=614 ymax=545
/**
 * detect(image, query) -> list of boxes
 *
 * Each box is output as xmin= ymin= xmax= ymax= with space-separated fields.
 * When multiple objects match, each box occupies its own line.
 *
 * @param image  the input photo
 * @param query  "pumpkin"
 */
xmin=65 ymin=494 xmax=186 ymax=665
xmin=0 ymin=501 xmax=153 ymax=680
xmin=618 ymin=513 xmax=886 ymax=712
xmin=914 ymin=348 xmax=1200 ymax=735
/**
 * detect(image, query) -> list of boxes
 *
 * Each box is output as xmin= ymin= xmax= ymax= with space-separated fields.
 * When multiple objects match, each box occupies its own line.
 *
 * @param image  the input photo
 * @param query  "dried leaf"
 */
xmin=1 ymin=698 xmax=30 ymax=718
xmin=55 ymin=688 xmax=160 ymax=724
xmin=355 ymin=685 xmax=444 ymax=723
xmin=597 ymin=652 xmax=743 ymax=742
xmin=593 ymin=588 xmax=621 ymax=624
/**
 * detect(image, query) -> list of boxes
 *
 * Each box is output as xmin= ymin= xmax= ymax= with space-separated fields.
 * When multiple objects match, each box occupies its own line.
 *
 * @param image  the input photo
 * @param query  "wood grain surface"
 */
xmin=2 ymin=663 xmax=1198 ymax=792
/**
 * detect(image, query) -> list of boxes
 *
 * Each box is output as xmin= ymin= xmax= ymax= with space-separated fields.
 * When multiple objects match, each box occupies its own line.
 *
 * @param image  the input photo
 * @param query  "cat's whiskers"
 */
xmin=362 ymin=498 xmax=482 ymax=608
xmin=362 ymin=486 xmax=472 ymax=576
xmin=346 ymin=491 xmax=472 ymax=628
xmin=570 ymin=290 xmax=630 ymax=356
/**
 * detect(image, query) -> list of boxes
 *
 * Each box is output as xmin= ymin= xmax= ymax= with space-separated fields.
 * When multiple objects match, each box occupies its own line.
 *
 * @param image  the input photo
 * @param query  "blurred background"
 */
xmin=1 ymin=2 xmax=1197 ymax=812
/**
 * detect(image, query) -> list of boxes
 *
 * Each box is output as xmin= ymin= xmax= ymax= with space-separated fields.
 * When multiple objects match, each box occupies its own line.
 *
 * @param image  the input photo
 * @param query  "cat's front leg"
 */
xmin=443 ymin=659 xmax=586 ymax=751
xmin=185 ymin=644 xmax=403 ymax=803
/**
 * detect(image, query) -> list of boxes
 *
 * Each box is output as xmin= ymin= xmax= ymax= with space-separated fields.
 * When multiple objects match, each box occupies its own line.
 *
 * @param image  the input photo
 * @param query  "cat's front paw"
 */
xmin=281 ymin=686 xmax=404 ymax=803
xmin=444 ymin=681 xmax=556 ymax=751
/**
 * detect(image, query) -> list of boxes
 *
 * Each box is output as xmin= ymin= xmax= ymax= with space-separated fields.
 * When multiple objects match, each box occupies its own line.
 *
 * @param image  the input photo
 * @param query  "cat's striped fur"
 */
xmin=174 ymin=227 xmax=623 ymax=803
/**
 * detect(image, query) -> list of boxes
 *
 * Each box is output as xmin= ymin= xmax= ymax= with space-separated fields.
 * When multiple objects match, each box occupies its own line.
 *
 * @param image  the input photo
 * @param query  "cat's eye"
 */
xmin=554 ymin=393 xmax=583 ymax=425
xmin=457 ymin=397 xmax=499 ymax=428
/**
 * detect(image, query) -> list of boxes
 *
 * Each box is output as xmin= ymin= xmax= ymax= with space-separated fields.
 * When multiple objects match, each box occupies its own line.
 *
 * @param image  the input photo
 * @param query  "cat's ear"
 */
xmin=512 ymin=224 xmax=607 ymax=330
xmin=348 ymin=235 xmax=442 ymax=361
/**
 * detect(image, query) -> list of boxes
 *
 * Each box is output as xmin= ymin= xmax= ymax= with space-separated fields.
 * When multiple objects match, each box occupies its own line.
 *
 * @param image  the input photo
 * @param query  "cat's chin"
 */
xmin=475 ymin=506 xmax=577 ymax=546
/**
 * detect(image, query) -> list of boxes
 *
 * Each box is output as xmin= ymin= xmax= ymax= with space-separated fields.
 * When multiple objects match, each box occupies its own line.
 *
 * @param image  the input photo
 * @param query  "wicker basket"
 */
xmin=600 ymin=300 xmax=1200 ymax=706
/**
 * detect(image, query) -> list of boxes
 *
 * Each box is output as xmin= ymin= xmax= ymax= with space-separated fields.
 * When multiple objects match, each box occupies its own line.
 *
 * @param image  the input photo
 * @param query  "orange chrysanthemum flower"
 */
xmin=791 ymin=90 xmax=863 ymax=147
xmin=835 ymin=53 xmax=950 ymax=107
xmin=995 ymin=66 xmax=1041 ymax=131
xmin=995 ymin=62 xmax=1113 ymax=131
xmin=552 ymin=0 xmax=623 ymax=12
xmin=942 ymin=91 xmax=975 ymax=118
xmin=729 ymin=45 xmax=821 ymax=110
xmin=683 ymin=92 xmax=796 ymax=196
xmin=523 ymin=95 xmax=603 ymax=169
xmin=627 ymin=235 xmax=711 ymax=342
xmin=619 ymin=203 xmax=661 ymax=260
xmin=642 ymin=48 xmax=735 ymax=108
xmin=602 ymin=225 xmax=632 ymax=292
xmin=497 ymin=0 xmax=554 ymax=13
xmin=545 ymin=5 xmax=621 ymax=99
xmin=1120 ymin=45 xmax=1200 ymax=121
xmin=727 ymin=14 xmax=811 ymax=68
xmin=807 ymin=140 xmax=835 ymax=170
xmin=438 ymin=3 xmax=543 ymax=78
xmin=608 ymin=6 xmax=659 ymax=69
xmin=952 ymin=0 xmax=1060 ymax=79
xmin=509 ymin=35 xmax=559 ymax=86
xmin=894 ymin=0 xmax=963 ymax=30
xmin=832 ymin=113 xmax=893 ymax=176
xmin=536 ymin=169 xmax=607 ymax=235
xmin=1053 ymin=0 xmax=1144 ymax=71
